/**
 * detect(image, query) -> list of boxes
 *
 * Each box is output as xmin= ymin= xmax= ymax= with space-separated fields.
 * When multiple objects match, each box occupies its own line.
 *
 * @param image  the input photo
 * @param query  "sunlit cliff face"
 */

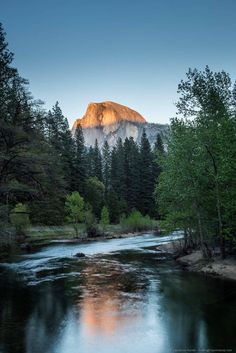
xmin=72 ymin=101 xmax=146 ymax=129
xmin=71 ymin=101 xmax=168 ymax=148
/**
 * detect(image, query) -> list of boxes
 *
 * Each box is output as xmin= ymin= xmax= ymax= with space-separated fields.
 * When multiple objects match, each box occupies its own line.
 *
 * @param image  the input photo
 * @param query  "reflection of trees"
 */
xmin=25 ymin=281 xmax=76 ymax=353
xmin=158 ymin=273 xmax=207 ymax=350
xmin=0 ymin=271 xmax=77 ymax=353
xmin=0 ymin=272 xmax=33 ymax=353
xmin=0 ymin=257 xmax=149 ymax=352
xmin=78 ymin=258 xmax=149 ymax=337
xmin=158 ymin=271 xmax=236 ymax=351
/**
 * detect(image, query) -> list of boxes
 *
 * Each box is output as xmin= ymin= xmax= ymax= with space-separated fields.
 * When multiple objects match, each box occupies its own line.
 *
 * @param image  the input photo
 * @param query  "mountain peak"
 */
xmin=72 ymin=101 xmax=146 ymax=129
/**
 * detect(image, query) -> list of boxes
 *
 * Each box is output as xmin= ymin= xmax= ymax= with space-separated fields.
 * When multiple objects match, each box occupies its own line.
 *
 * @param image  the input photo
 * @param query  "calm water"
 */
xmin=0 ymin=232 xmax=235 ymax=353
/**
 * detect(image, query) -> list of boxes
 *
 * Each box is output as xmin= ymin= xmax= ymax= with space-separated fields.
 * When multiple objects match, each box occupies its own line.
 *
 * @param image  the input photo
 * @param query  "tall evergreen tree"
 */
xmin=110 ymin=138 xmax=126 ymax=199
xmin=139 ymin=129 xmax=155 ymax=215
xmin=46 ymin=102 xmax=75 ymax=191
xmin=102 ymin=141 xmax=111 ymax=196
xmin=93 ymin=139 xmax=103 ymax=182
xmin=73 ymin=124 xmax=87 ymax=195
xmin=86 ymin=146 xmax=94 ymax=178
xmin=123 ymin=137 xmax=140 ymax=209
xmin=0 ymin=24 xmax=66 ymax=225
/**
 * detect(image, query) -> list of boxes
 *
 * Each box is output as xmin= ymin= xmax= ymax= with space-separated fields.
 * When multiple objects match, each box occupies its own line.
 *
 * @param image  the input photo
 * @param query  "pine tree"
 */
xmin=73 ymin=124 xmax=87 ymax=195
xmin=111 ymin=138 xmax=126 ymax=199
xmin=154 ymin=133 xmax=164 ymax=155
xmin=123 ymin=137 xmax=140 ymax=209
xmin=153 ymin=134 xmax=165 ymax=181
xmin=102 ymin=141 xmax=111 ymax=196
xmin=86 ymin=146 xmax=94 ymax=178
xmin=0 ymin=24 xmax=67 ymax=225
xmin=93 ymin=139 xmax=103 ymax=182
xmin=45 ymin=102 xmax=75 ymax=191
xmin=139 ymin=129 xmax=155 ymax=215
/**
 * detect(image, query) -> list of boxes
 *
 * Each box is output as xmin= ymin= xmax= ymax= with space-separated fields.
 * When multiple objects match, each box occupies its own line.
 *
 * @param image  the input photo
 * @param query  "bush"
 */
xmin=10 ymin=203 xmax=30 ymax=236
xmin=100 ymin=206 xmax=110 ymax=230
xmin=84 ymin=207 xmax=101 ymax=237
xmin=120 ymin=209 xmax=155 ymax=232
xmin=65 ymin=192 xmax=84 ymax=237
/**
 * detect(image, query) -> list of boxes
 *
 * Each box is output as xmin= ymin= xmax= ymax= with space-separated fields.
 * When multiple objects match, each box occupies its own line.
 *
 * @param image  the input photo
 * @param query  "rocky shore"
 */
xmin=157 ymin=240 xmax=236 ymax=281
xmin=176 ymin=251 xmax=236 ymax=281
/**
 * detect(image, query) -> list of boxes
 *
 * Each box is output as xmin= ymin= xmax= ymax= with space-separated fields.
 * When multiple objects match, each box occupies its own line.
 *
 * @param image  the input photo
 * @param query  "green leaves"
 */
xmin=65 ymin=192 xmax=85 ymax=236
xmin=157 ymin=67 xmax=236 ymax=257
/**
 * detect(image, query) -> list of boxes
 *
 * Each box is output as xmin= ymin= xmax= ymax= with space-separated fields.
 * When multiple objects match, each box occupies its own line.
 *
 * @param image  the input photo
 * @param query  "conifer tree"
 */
xmin=73 ymin=124 xmax=87 ymax=195
xmin=102 ymin=141 xmax=111 ymax=195
xmin=110 ymin=138 xmax=126 ymax=199
xmin=93 ymin=139 xmax=103 ymax=182
xmin=87 ymin=146 xmax=94 ymax=177
xmin=46 ymin=102 xmax=75 ymax=191
xmin=139 ymin=129 xmax=155 ymax=215
xmin=123 ymin=137 xmax=140 ymax=209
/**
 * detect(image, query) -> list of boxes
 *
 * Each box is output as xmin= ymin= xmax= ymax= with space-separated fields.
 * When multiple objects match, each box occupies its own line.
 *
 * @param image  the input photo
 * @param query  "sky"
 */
xmin=1 ymin=0 xmax=236 ymax=126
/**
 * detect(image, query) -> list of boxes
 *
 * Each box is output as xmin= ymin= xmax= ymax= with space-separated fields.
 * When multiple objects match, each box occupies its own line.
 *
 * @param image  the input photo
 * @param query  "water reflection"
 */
xmin=78 ymin=259 xmax=145 ymax=337
xmin=0 ymin=235 xmax=236 ymax=353
xmin=158 ymin=271 xmax=236 ymax=352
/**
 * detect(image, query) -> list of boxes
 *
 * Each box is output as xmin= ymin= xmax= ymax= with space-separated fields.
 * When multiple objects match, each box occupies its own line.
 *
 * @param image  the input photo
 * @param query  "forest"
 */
xmin=0 ymin=23 xmax=236 ymax=260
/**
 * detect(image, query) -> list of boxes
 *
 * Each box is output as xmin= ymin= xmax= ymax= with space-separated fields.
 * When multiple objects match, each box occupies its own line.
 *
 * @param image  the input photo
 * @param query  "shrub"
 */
xmin=65 ymin=192 xmax=84 ymax=237
xmin=100 ymin=206 xmax=110 ymax=230
xmin=10 ymin=203 xmax=30 ymax=236
xmin=84 ymin=207 xmax=102 ymax=237
xmin=120 ymin=209 xmax=154 ymax=232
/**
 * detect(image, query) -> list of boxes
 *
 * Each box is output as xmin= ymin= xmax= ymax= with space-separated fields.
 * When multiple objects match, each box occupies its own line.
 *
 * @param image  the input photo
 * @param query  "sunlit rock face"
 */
xmin=72 ymin=101 xmax=168 ymax=147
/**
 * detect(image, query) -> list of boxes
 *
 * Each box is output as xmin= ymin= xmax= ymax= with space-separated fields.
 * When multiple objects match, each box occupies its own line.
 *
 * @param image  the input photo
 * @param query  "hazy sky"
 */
xmin=1 ymin=0 xmax=236 ymax=126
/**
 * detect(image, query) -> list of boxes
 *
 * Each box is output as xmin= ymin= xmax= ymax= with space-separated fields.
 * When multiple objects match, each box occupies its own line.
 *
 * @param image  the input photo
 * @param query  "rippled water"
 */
xmin=0 ymin=232 xmax=236 ymax=353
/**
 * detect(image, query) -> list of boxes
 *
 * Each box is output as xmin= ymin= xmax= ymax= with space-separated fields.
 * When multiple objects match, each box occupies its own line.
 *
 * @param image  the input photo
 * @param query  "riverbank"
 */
xmin=28 ymin=225 xmax=159 ymax=246
xmin=0 ymin=225 xmax=160 ymax=260
xmin=176 ymin=251 xmax=236 ymax=281
xmin=156 ymin=240 xmax=236 ymax=281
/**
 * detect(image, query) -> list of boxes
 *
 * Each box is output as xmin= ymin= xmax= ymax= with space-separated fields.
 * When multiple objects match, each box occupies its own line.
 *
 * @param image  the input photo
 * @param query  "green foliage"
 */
xmin=0 ymin=24 xmax=68 ymax=228
xmin=123 ymin=137 xmax=140 ymax=210
xmin=10 ymin=203 xmax=30 ymax=236
xmin=84 ymin=177 xmax=105 ymax=218
xmin=156 ymin=66 xmax=236 ymax=258
xmin=100 ymin=206 xmax=110 ymax=229
xmin=120 ymin=209 xmax=154 ymax=232
xmin=73 ymin=124 xmax=87 ymax=195
xmin=45 ymin=102 xmax=75 ymax=192
xmin=102 ymin=141 xmax=111 ymax=195
xmin=106 ymin=190 xmax=126 ymax=223
xmin=139 ymin=129 xmax=156 ymax=216
xmin=65 ymin=192 xmax=84 ymax=237
xmin=84 ymin=204 xmax=98 ymax=237
xmin=93 ymin=139 xmax=103 ymax=181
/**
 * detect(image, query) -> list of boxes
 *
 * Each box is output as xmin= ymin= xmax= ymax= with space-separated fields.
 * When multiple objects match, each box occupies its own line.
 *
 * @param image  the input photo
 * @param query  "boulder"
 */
xmin=75 ymin=252 xmax=86 ymax=258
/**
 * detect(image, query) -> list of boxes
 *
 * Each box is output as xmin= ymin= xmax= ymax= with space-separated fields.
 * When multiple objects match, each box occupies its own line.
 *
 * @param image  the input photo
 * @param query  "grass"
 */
xmin=0 ymin=221 xmax=159 ymax=259
xmin=27 ymin=221 xmax=157 ymax=245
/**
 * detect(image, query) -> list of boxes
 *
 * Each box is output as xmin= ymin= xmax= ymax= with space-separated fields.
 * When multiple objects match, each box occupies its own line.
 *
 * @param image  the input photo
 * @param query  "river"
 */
xmin=0 ymin=232 xmax=235 ymax=353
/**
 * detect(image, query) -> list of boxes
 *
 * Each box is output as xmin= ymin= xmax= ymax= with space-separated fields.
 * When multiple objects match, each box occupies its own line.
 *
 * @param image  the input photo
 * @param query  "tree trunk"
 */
xmin=197 ymin=210 xmax=205 ymax=254
xmin=205 ymin=145 xmax=225 ymax=259
xmin=215 ymin=179 xmax=225 ymax=259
